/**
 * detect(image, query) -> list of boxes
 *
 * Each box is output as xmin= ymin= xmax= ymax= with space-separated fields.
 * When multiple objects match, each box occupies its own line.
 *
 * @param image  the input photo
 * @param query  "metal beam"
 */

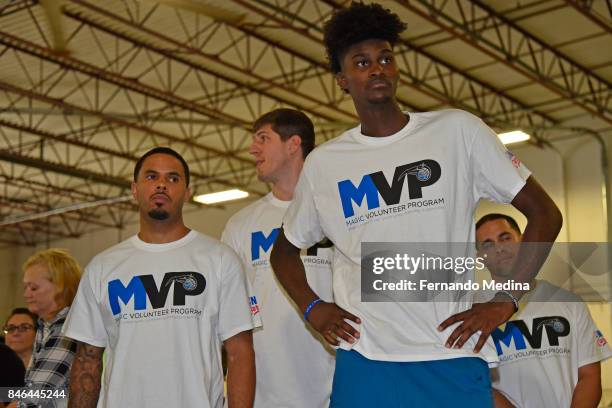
xmin=234 ymin=0 xmax=558 ymax=133
xmin=0 ymin=30 xmax=253 ymax=129
xmin=66 ymin=0 xmax=357 ymax=124
xmin=0 ymin=149 xmax=130 ymax=188
xmin=397 ymin=0 xmax=612 ymax=124
xmin=565 ymin=0 xmax=612 ymax=34
xmin=0 ymin=117 xmax=264 ymax=195
xmin=0 ymin=80 xmax=254 ymax=166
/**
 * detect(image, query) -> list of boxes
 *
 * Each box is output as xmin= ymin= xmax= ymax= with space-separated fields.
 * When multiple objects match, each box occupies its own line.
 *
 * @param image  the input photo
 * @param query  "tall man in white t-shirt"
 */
xmin=63 ymin=147 xmax=256 ymax=408
xmin=270 ymin=3 xmax=563 ymax=407
xmin=476 ymin=213 xmax=611 ymax=408
xmin=222 ymin=109 xmax=335 ymax=407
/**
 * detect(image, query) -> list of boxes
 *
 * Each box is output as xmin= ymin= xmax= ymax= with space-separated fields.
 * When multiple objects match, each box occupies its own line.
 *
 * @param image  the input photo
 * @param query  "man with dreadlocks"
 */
xmin=271 ymin=2 xmax=562 ymax=407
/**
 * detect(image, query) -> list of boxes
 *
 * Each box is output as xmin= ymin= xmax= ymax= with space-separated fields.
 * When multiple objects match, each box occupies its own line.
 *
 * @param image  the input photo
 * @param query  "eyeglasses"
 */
xmin=3 ymin=323 xmax=35 ymax=334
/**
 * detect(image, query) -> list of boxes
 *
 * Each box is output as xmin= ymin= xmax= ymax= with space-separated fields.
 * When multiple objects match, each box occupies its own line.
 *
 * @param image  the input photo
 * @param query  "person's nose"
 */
xmin=368 ymin=61 xmax=384 ymax=77
xmin=155 ymin=180 xmax=167 ymax=191
xmin=249 ymin=142 xmax=261 ymax=157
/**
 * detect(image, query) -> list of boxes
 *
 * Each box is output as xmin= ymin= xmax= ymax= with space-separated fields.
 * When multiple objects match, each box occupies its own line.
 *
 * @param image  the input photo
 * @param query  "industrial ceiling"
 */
xmin=0 ymin=0 xmax=610 ymax=246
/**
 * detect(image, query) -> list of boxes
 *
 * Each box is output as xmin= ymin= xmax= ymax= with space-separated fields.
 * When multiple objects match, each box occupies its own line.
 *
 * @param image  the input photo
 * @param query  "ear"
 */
xmin=287 ymin=134 xmax=302 ymax=155
xmin=183 ymin=186 xmax=192 ymax=203
xmin=336 ymin=72 xmax=348 ymax=93
xmin=131 ymin=181 xmax=138 ymax=200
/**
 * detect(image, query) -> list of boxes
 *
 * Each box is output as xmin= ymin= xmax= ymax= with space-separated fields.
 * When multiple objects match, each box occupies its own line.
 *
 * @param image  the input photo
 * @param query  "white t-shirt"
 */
xmin=489 ymin=280 xmax=612 ymax=408
xmin=222 ymin=193 xmax=335 ymax=408
xmin=62 ymin=230 xmax=255 ymax=408
xmin=283 ymin=109 xmax=531 ymax=363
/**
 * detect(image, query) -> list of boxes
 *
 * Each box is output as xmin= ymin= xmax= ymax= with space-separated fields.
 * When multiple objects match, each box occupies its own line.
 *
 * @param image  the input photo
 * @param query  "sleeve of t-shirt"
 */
xmin=574 ymin=302 xmax=612 ymax=367
xmin=469 ymin=115 xmax=531 ymax=203
xmin=62 ymin=263 xmax=108 ymax=347
xmin=218 ymin=246 xmax=258 ymax=341
xmin=283 ymin=158 xmax=325 ymax=249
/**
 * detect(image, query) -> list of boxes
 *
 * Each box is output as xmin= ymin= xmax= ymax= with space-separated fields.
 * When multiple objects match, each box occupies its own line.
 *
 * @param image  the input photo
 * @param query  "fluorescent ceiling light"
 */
xmin=193 ymin=189 xmax=248 ymax=204
xmin=498 ymin=130 xmax=530 ymax=145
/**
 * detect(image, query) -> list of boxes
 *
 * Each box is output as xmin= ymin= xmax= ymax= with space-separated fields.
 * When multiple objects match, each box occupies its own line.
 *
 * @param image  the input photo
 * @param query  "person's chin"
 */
xmin=148 ymin=209 xmax=170 ymax=220
xmin=256 ymin=172 xmax=272 ymax=183
xmin=366 ymin=93 xmax=393 ymax=105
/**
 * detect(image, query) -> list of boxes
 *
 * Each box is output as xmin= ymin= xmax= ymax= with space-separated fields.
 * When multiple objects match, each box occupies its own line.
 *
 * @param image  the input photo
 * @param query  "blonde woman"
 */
xmin=13 ymin=249 xmax=82 ymax=408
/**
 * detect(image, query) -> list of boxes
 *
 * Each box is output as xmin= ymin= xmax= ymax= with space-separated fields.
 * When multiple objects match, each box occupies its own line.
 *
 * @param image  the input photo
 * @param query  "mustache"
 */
xmin=368 ymin=78 xmax=390 ymax=85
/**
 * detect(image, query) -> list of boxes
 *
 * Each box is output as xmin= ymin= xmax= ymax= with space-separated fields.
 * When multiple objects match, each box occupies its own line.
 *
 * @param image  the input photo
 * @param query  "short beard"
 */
xmin=148 ymin=209 xmax=169 ymax=220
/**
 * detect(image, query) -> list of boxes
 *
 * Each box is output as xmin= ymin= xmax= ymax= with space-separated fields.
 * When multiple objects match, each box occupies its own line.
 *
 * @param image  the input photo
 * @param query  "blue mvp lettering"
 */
xmin=492 ymin=316 xmax=570 ymax=355
xmin=251 ymin=228 xmax=333 ymax=261
xmin=337 ymin=160 xmax=441 ymax=218
xmin=108 ymin=272 xmax=206 ymax=315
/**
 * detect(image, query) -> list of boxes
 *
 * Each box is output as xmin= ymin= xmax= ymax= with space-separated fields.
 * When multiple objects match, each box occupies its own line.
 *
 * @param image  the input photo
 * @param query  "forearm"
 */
xmin=225 ymin=333 xmax=255 ymax=408
xmin=510 ymin=177 xmax=562 ymax=297
xmin=270 ymin=229 xmax=318 ymax=312
xmin=68 ymin=342 xmax=103 ymax=408
xmin=492 ymin=389 xmax=515 ymax=408
xmin=570 ymin=375 xmax=601 ymax=408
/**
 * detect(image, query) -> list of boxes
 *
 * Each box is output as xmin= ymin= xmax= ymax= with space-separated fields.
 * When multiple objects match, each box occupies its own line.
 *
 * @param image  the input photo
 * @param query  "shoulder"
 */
xmin=536 ymin=280 xmax=583 ymax=303
xmin=225 ymin=196 xmax=267 ymax=230
xmin=191 ymin=231 xmax=240 ymax=260
xmin=413 ymin=110 xmax=491 ymax=147
xmin=421 ymin=108 xmax=482 ymax=124
xmin=306 ymin=125 xmax=359 ymax=161
xmin=417 ymin=109 xmax=487 ymax=130
xmin=86 ymin=238 xmax=135 ymax=270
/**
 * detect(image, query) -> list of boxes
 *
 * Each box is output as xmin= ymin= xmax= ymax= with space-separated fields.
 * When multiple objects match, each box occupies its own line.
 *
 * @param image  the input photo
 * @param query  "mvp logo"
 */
xmin=492 ymin=316 xmax=570 ymax=355
xmin=108 ymin=272 xmax=206 ymax=315
xmin=251 ymin=229 xmax=280 ymax=261
xmin=251 ymin=228 xmax=333 ymax=261
xmin=337 ymin=160 xmax=441 ymax=218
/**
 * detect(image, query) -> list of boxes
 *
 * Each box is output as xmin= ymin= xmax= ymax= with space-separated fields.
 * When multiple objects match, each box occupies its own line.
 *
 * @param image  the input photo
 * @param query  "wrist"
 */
xmin=494 ymin=290 xmax=519 ymax=313
xmin=303 ymin=298 xmax=323 ymax=322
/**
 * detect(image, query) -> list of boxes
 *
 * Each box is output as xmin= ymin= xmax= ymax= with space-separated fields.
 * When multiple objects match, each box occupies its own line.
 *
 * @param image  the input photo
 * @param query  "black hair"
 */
xmin=323 ymin=2 xmax=407 ymax=74
xmin=5 ymin=307 xmax=38 ymax=326
xmin=253 ymin=109 xmax=315 ymax=159
xmin=476 ymin=213 xmax=522 ymax=235
xmin=133 ymin=147 xmax=190 ymax=186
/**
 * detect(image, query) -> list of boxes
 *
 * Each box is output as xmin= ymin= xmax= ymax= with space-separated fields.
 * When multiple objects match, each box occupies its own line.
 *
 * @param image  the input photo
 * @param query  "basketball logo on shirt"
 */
xmin=108 ymin=272 xmax=206 ymax=315
xmin=492 ymin=316 xmax=570 ymax=356
xmin=337 ymin=159 xmax=442 ymax=218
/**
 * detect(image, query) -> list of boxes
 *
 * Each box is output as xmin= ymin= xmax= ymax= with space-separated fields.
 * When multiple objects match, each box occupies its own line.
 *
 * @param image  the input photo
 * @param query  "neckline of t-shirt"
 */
xmin=350 ymin=112 xmax=420 ymax=146
xmin=266 ymin=192 xmax=291 ymax=208
xmin=130 ymin=229 xmax=197 ymax=252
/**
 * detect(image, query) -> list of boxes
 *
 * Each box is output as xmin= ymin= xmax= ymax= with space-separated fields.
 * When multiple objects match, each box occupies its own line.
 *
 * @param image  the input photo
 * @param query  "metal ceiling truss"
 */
xmin=0 ymin=0 xmax=609 ymax=246
xmin=232 ymin=0 xmax=559 ymax=135
xmin=396 ymin=0 xmax=612 ymax=125
xmin=564 ymin=0 xmax=612 ymax=34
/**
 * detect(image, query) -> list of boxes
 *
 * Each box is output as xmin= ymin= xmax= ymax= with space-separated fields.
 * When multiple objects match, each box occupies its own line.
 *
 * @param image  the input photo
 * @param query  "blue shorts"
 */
xmin=330 ymin=350 xmax=493 ymax=408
